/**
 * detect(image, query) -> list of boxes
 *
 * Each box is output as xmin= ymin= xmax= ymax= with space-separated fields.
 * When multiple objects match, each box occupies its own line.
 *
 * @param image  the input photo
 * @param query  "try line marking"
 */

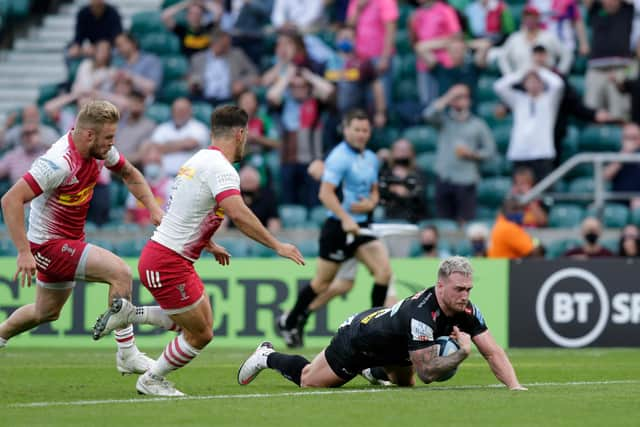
xmin=8 ymin=379 xmax=639 ymax=409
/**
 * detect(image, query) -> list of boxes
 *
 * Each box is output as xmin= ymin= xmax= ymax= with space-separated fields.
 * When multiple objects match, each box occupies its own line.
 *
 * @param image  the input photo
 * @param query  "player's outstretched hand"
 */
xmin=276 ymin=243 xmax=305 ymax=265
xmin=15 ymin=251 xmax=37 ymax=287
xmin=450 ymin=326 xmax=472 ymax=355
xmin=205 ymin=241 xmax=231 ymax=266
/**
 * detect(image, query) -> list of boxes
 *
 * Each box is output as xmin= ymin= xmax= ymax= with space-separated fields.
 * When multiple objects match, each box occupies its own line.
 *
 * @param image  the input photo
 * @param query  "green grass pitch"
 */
xmin=1 ymin=347 xmax=639 ymax=427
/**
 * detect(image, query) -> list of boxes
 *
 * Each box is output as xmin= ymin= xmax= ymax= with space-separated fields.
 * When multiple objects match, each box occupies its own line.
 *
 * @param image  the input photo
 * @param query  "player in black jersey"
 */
xmin=238 ymin=256 xmax=526 ymax=390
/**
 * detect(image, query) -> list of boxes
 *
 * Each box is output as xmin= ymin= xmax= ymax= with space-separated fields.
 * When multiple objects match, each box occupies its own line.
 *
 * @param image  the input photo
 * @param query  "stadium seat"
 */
xmin=37 ymin=83 xmax=60 ymax=106
xmin=453 ymin=240 xmax=473 ymax=257
xmin=476 ymin=76 xmax=498 ymax=102
xmin=477 ymin=177 xmax=511 ymax=207
xmin=393 ymin=78 xmax=419 ymax=103
xmin=0 ymin=239 xmax=17 ymax=256
xmin=579 ymin=125 xmax=622 ymax=152
xmin=398 ymin=3 xmax=414 ymax=24
xmin=559 ymin=126 xmax=580 ymax=163
xmin=309 ymin=205 xmax=327 ymax=227
xmin=395 ymin=30 xmax=412 ymax=54
xmin=601 ymin=238 xmax=619 ymax=254
xmin=192 ymin=102 xmax=213 ymax=125
xmin=548 ymin=203 xmax=585 ymax=228
xmin=492 ymin=124 xmax=511 ymax=154
xmin=145 ymin=103 xmax=171 ymax=123
xmin=162 ymin=0 xmax=182 ymax=8
xmin=476 ymin=101 xmax=499 ymax=122
xmin=157 ymin=80 xmax=190 ymax=104
xmin=162 ymin=55 xmax=189 ymax=82
xmin=398 ymin=54 xmax=417 ymax=79
xmin=631 ymin=208 xmax=640 ymax=227
xmin=480 ymin=154 xmax=504 ymax=177
xmin=297 ymin=239 xmax=319 ymax=257
xmin=416 ymin=152 xmax=437 ymax=176
xmin=216 ymin=238 xmax=251 ymax=258
xmin=369 ymin=126 xmax=400 ymax=151
xmin=316 ymin=29 xmax=335 ymax=47
xmin=568 ymin=176 xmax=595 ymax=195
xmin=130 ymin=11 xmax=166 ymax=36
xmin=9 ymin=0 xmax=30 ymax=19
xmin=113 ymin=239 xmax=146 ymax=258
xmin=475 ymin=205 xmax=497 ymax=220
xmin=402 ymin=126 xmax=438 ymax=154
xmin=278 ymin=204 xmax=308 ymax=229
xmin=139 ymin=32 xmax=181 ymax=56
xmin=419 ymin=219 xmax=458 ymax=232
xmin=109 ymin=180 xmax=128 ymax=208
xmin=571 ymin=55 xmax=587 ymax=74
xmin=586 ymin=204 xmax=630 ymax=228
xmin=545 ymin=238 xmax=580 ymax=259
xmin=568 ymin=75 xmax=585 ymax=97
xmin=86 ymin=239 xmax=115 ymax=253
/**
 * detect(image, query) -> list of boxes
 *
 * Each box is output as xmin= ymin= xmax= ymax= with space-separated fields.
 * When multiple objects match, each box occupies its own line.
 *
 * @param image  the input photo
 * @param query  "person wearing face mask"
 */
xmin=487 ymin=196 xmax=544 ymax=259
xmin=424 ymin=84 xmax=495 ymax=225
xmin=420 ymin=225 xmax=451 ymax=258
xmin=0 ymin=123 xmax=47 ymax=185
xmin=617 ymin=224 xmax=640 ymax=257
xmin=564 ymin=217 xmax=614 ymax=259
xmin=378 ymin=138 xmax=428 ymax=222
xmin=466 ymin=222 xmax=489 ymax=257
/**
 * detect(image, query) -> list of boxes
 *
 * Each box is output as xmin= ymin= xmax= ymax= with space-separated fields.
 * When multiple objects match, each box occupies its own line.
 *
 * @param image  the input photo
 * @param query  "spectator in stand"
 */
xmin=0 ymin=123 xmax=47 ymax=185
xmin=43 ymin=91 xmax=95 ymax=134
xmin=584 ymin=0 xmax=634 ymax=120
xmin=188 ymin=29 xmax=259 ymax=105
xmin=494 ymin=65 xmax=564 ymax=182
xmin=497 ymin=6 xmax=572 ymax=76
xmin=67 ymin=0 xmax=122 ymax=60
xmin=114 ymin=33 xmax=163 ymax=97
xmin=378 ymin=138 xmax=428 ymax=223
xmin=464 ymin=0 xmax=515 ymax=45
xmin=237 ymin=165 xmax=282 ymax=233
xmin=424 ymin=84 xmax=495 ymax=224
xmin=409 ymin=0 xmax=462 ymax=107
xmin=529 ymin=0 xmax=590 ymax=55
xmin=72 ymin=39 xmax=115 ymax=93
xmin=618 ymin=224 xmax=640 ymax=257
xmin=611 ymin=44 xmax=640 ymax=127
xmin=531 ymin=45 xmax=611 ymax=167
xmin=267 ymin=65 xmax=334 ymax=208
xmin=419 ymin=225 xmax=450 ymax=258
xmin=0 ymin=105 xmax=59 ymax=150
xmin=347 ymin=0 xmax=399 ymax=105
xmin=604 ymin=123 xmax=640 ymax=209
xmin=563 ymin=217 xmax=614 ymax=259
xmin=223 ymin=0 xmax=273 ymax=62
xmin=262 ymin=30 xmax=323 ymax=88
xmin=115 ymin=90 xmax=157 ymax=166
xmin=125 ymin=144 xmax=172 ymax=227
xmin=416 ymin=38 xmax=491 ymax=105
xmin=149 ymin=97 xmax=209 ymax=177
xmin=324 ymin=25 xmax=387 ymax=126
xmin=162 ymin=0 xmax=223 ymax=58
xmin=510 ymin=166 xmax=548 ymax=227
xmin=488 ymin=197 xmax=544 ymax=258
xmin=466 ymin=222 xmax=490 ymax=257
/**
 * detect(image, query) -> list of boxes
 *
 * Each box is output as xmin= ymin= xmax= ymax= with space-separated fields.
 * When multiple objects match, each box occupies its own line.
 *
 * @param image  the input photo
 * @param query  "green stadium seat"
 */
xmin=278 ymin=204 xmax=308 ymax=229
xmin=601 ymin=238 xmax=619 ymax=254
xmin=572 ymin=55 xmax=587 ymax=74
xmin=216 ymin=238 xmax=251 ymax=258
xmin=192 ymin=102 xmax=213 ymax=125
xmin=398 ymin=3 xmax=415 ymax=25
xmin=0 ymin=239 xmax=17 ymax=256
xmin=631 ymin=208 xmax=640 ymax=227
xmin=559 ymin=126 xmax=580 ymax=163
xmin=475 ymin=205 xmax=497 ymax=220
xmin=402 ymin=126 xmax=438 ymax=153
xmin=579 ymin=125 xmax=622 ymax=152
xmin=157 ymin=80 xmax=190 ymax=104
xmin=86 ymin=239 xmax=115 ymax=252
xmin=162 ymin=55 xmax=189 ymax=82
xmin=395 ymin=30 xmax=412 ymax=54
xmin=145 ymin=103 xmax=171 ymax=123
xmin=250 ymin=243 xmax=277 ymax=257
xmin=419 ymin=219 xmax=459 ymax=232
xmin=162 ymin=0 xmax=182 ymax=8
xmin=297 ymin=239 xmax=319 ymax=257
xmin=393 ymin=78 xmax=419 ymax=103
xmin=309 ymin=205 xmax=327 ymax=227
xmin=477 ymin=177 xmax=511 ymax=207
xmin=545 ymin=238 xmax=580 ymax=259
xmin=67 ymin=58 xmax=83 ymax=84
xmin=568 ymin=177 xmax=595 ymax=195
xmin=416 ymin=152 xmax=437 ymax=176
xmin=476 ymin=76 xmax=498 ymax=102
xmin=9 ymin=0 xmax=30 ymax=18
xmin=316 ymin=29 xmax=335 ymax=47
xmin=369 ymin=126 xmax=400 ymax=151
xmin=586 ymin=204 xmax=630 ymax=228
xmin=492 ymin=124 xmax=511 ymax=154
xmin=399 ymin=54 xmax=417 ymax=79
xmin=37 ymin=83 xmax=60 ymax=106
xmin=477 ymin=101 xmax=499 ymax=122
xmin=109 ymin=180 xmax=128 ymax=208
xmin=113 ymin=239 xmax=146 ymax=257
xmin=548 ymin=203 xmax=585 ymax=228
xmin=480 ymin=154 xmax=504 ymax=176
xmin=139 ymin=32 xmax=181 ymax=56
xmin=454 ymin=240 xmax=473 ymax=257
xmin=568 ymin=75 xmax=585 ymax=97
xmin=130 ymin=11 xmax=166 ymax=36
xmin=565 ymin=161 xmax=593 ymax=179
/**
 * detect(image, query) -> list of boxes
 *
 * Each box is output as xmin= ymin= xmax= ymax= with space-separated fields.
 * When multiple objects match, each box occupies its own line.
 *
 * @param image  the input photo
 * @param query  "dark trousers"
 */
xmin=280 ymin=163 xmax=320 ymax=209
xmin=87 ymin=183 xmax=110 ymax=226
xmin=435 ymin=179 xmax=477 ymax=222
xmin=512 ymin=159 xmax=554 ymax=183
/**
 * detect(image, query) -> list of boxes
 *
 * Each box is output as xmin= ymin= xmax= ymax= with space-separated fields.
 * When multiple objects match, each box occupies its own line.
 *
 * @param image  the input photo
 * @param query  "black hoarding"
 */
xmin=509 ymin=259 xmax=640 ymax=347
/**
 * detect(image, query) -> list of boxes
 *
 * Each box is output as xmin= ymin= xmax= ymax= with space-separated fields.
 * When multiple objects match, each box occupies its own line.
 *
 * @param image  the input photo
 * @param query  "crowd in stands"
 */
xmin=4 ymin=0 xmax=640 ymax=260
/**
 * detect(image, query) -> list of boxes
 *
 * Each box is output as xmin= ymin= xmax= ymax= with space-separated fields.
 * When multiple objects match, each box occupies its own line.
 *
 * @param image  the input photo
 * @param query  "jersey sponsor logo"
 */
xmin=58 ymin=183 xmax=96 ymax=206
xmin=176 ymin=284 xmax=189 ymax=301
xmin=177 ymin=166 xmax=196 ymax=179
xmin=64 ymin=175 xmax=79 ymax=186
xmin=360 ymin=308 xmax=390 ymax=324
xmin=411 ymin=318 xmax=434 ymax=342
xmin=215 ymin=172 xmax=238 ymax=188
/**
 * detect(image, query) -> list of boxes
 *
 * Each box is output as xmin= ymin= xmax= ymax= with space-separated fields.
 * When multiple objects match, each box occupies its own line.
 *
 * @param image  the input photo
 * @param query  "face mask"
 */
xmin=336 ymin=39 xmax=354 ymax=53
xmin=422 ymin=243 xmax=435 ymax=252
xmin=144 ymin=163 xmax=162 ymax=181
xmin=585 ymin=232 xmax=599 ymax=245
xmin=394 ymin=157 xmax=411 ymax=167
xmin=505 ymin=212 xmax=524 ymax=225
xmin=471 ymin=240 xmax=486 ymax=254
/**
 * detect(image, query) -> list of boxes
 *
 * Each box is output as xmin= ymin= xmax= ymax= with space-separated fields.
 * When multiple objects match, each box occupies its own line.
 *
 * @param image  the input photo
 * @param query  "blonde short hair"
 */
xmin=76 ymin=100 xmax=120 ymax=132
xmin=437 ymin=256 xmax=473 ymax=280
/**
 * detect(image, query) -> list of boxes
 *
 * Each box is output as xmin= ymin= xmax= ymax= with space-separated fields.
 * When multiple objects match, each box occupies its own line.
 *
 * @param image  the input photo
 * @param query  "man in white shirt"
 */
xmin=493 ymin=65 xmax=564 ymax=181
xmin=149 ymin=97 xmax=209 ymax=176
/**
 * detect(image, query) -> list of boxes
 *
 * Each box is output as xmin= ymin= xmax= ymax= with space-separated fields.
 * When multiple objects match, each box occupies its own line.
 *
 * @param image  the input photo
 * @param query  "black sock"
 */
xmin=370 ymin=366 xmax=389 ymax=382
xmin=286 ymin=285 xmax=317 ymax=328
xmin=267 ymin=352 xmax=310 ymax=386
xmin=371 ymin=283 xmax=388 ymax=307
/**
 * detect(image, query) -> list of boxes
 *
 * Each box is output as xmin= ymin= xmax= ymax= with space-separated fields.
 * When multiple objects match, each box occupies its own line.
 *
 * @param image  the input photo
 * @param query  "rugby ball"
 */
xmin=434 ymin=336 xmax=460 ymax=382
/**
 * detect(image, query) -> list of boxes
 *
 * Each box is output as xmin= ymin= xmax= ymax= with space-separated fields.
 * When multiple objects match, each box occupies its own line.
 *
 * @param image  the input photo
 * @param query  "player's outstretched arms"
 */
xmin=472 ymin=330 xmax=527 ymax=391
xmin=410 ymin=328 xmax=472 ymax=384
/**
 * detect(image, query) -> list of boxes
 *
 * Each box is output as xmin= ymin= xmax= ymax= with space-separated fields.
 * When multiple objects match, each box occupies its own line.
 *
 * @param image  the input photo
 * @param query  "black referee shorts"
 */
xmin=318 ymin=218 xmax=376 ymax=263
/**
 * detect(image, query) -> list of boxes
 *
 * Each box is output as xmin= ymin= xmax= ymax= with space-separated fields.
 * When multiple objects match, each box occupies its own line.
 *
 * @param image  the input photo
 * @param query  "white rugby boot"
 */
xmin=117 ymin=350 xmax=154 ymax=375
xmin=136 ymin=372 xmax=185 ymax=397
xmin=237 ymin=341 xmax=275 ymax=385
xmin=93 ymin=298 xmax=136 ymax=340
xmin=361 ymin=368 xmax=393 ymax=386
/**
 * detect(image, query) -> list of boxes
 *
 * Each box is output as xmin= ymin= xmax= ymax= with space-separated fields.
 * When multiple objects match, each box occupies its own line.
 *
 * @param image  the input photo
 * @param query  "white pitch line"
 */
xmin=8 ymin=380 xmax=640 ymax=409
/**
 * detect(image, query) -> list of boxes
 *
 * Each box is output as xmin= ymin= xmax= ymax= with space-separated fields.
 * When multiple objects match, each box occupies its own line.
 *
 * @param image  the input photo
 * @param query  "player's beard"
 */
xmin=235 ymin=139 xmax=246 ymax=162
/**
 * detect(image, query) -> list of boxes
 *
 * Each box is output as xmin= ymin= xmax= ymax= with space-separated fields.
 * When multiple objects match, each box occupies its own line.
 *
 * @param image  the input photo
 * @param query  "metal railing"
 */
xmin=518 ymin=152 xmax=640 ymax=214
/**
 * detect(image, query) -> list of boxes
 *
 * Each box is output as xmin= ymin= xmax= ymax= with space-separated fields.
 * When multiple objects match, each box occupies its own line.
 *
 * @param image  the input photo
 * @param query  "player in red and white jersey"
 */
xmin=0 ymin=100 xmax=172 ymax=376
xmin=93 ymin=105 xmax=305 ymax=396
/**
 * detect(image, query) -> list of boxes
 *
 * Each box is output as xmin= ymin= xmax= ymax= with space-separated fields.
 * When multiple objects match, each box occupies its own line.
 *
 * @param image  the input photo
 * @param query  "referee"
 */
xmin=278 ymin=109 xmax=392 ymax=347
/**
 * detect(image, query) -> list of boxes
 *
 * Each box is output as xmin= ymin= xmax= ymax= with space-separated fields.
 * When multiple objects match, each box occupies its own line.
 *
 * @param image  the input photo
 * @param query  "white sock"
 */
xmin=114 ymin=325 xmax=137 ymax=354
xmin=0 ymin=337 xmax=7 ymax=348
xmin=133 ymin=306 xmax=179 ymax=331
xmin=150 ymin=334 xmax=200 ymax=377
